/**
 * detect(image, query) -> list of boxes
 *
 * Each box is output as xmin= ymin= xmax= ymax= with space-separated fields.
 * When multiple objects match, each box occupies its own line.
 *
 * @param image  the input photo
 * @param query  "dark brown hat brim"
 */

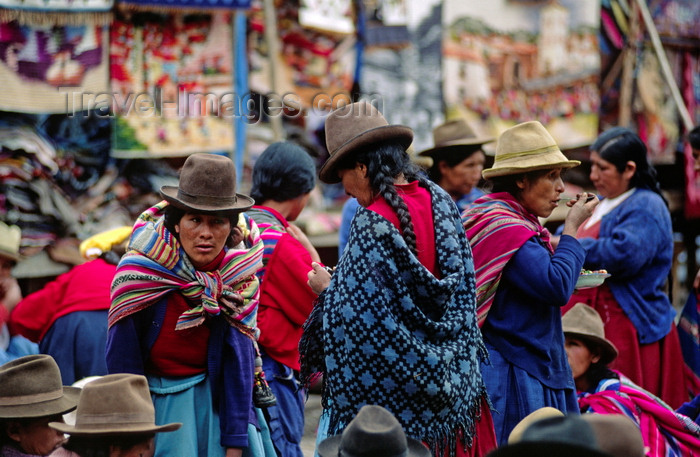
xmin=49 ymin=420 xmax=182 ymax=436
xmin=486 ymin=441 xmax=612 ymax=457
xmin=0 ymin=386 xmax=80 ymax=419
xmin=160 ymin=187 xmax=255 ymax=213
xmin=419 ymin=137 xmax=495 ymax=157
xmin=317 ymin=434 xmax=431 ymax=457
xmin=319 ymin=125 xmax=413 ymax=184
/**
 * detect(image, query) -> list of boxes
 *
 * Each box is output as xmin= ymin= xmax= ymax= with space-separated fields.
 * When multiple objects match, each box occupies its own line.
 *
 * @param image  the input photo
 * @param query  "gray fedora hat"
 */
xmin=317 ymin=405 xmax=430 ymax=457
xmin=0 ymin=354 xmax=80 ymax=419
xmin=563 ymin=303 xmax=618 ymax=366
xmin=319 ymin=101 xmax=413 ymax=184
xmin=50 ymin=374 xmax=181 ymax=436
xmin=160 ymin=153 xmax=254 ymax=212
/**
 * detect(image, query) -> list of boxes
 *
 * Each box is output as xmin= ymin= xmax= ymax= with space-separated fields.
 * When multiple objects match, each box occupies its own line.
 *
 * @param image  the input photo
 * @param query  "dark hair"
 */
xmin=591 ymin=127 xmax=667 ymax=206
xmin=689 ymin=125 xmax=700 ymax=150
xmin=576 ymin=337 xmax=618 ymax=392
xmin=337 ymin=142 xmax=430 ymax=256
xmin=250 ymin=141 xmax=316 ymax=203
xmin=163 ymin=205 xmax=242 ymax=248
xmin=426 ymin=146 xmax=482 ymax=183
xmin=63 ymin=433 xmax=155 ymax=457
xmin=487 ymin=169 xmax=552 ymax=196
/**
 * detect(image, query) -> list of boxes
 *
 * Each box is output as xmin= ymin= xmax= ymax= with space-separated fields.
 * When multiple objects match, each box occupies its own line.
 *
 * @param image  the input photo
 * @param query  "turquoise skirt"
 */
xmin=148 ymin=373 xmax=276 ymax=457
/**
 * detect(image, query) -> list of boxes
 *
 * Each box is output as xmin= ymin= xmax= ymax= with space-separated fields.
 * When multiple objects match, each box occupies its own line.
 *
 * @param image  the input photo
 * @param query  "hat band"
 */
xmin=339 ymin=447 xmax=408 ymax=457
xmin=0 ymin=388 xmax=63 ymax=405
xmin=76 ymin=411 xmax=155 ymax=426
xmin=177 ymin=189 xmax=238 ymax=207
xmin=496 ymin=144 xmax=560 ymax=162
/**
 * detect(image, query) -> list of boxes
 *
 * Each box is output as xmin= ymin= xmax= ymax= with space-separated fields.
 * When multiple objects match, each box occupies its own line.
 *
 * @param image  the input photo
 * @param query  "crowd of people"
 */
xmin=1 ymin=104 xmax=700 ymax=457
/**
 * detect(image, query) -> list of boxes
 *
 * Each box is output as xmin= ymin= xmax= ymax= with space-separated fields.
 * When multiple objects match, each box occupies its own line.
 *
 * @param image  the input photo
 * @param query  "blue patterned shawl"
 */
xmin=299 ymin=182 xmax=489 ymax=456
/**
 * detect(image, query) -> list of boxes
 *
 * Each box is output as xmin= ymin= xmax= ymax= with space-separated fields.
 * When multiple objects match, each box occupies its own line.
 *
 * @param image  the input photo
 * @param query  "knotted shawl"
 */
xmin=299 ymin=182 xmax=489 ymax=457
xmin=579 ymin=372 xmax=700 ymax=456
xmin=108 ymin=201 xmax=263 ymax=338
xmin=461 ymin=192 xmax=552 ymax=327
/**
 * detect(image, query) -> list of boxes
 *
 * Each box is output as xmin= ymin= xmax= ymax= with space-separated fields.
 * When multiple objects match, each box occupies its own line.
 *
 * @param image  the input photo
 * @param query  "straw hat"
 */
xmin=482 ymin=121 xmax=580 ymax=179
xmin=419 ymin=119 xmax=494 ymax=157
xmin=0 ymin=354 xmax=80 ymax=419
xmin=0 ymin=221 xmax=21 ymax=263
xmin=319 ymin=101 xmax=413 ymax=184
xmin=50 ymin=373 xmax=181 ymax=436
xmin=317 ymin=405 xmax=430 ymax=457
xmin=160 ymin=153 xmax=254 ymax=212
xmin=562 ymin=303 xmax=618 ymax=366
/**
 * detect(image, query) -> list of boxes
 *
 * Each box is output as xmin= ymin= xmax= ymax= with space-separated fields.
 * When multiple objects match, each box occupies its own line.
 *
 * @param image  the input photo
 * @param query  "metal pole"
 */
xmin=263 ymin=0 xmax=284 ymax=141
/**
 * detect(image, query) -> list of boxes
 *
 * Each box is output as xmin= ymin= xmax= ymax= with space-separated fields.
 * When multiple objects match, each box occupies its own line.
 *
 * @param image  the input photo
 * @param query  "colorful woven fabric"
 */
xmin=300 ymin=182 xmax=488 ymax=457
xmin=117 ymin=0 xmax=250 ymax=9
xmin=462 ymin=192 xmax=552 ymax=327
xmin=109 ymin=201 xmax=263 ymax=338
xmin=579 ymin=372 xmax=700 ymax=457
xmin=0 ymin=0 xmax=112 ymax=26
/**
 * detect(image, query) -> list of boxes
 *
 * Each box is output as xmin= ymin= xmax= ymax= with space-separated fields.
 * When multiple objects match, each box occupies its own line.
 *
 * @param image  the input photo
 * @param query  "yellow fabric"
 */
xmin=80 ymin=226 xmax=132 ymax=259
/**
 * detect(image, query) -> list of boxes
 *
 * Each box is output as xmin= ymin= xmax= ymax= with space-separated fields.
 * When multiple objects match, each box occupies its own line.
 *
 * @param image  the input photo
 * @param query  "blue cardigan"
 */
xmin=578 ymin=188 xmax=676 ymax=344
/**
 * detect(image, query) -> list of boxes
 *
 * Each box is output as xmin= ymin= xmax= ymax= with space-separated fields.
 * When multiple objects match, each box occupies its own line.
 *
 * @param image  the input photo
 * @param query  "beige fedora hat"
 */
xmin=0 ymin=221 xmax=21 ymax=263
xmin=160 ymin=153 xmax=254 ymax=212
xmin=319 ymin=101 xmax=413 ymax=184
xmin=50 ymin=373 xmax=181 ymax=436
xmin=562 ymin=303 xmax=618 ymax=366
xmin=419 ymin=119 xmax=495 ymax=157
xmin=482 ymin=121 xmax=580 ymax=179
xmin=507 ymin=407 xmax=564 ymax=444
xmin=0 ymin=354 xmax=80 ymax=419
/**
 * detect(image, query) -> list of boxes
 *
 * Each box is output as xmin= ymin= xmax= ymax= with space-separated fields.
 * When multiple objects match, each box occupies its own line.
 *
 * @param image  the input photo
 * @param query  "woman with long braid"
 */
xmin=564 ymin=127 xmax=692 ymax=409
xmin=301 ymin=101 xmax=497 ymax=457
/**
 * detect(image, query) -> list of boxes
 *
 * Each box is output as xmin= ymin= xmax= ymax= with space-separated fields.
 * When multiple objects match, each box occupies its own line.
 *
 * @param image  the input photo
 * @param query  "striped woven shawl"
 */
xmin=108 ymin=201 xmax=263 ymax=338
xmin=462 ymin=192 xmax=552 ymax=327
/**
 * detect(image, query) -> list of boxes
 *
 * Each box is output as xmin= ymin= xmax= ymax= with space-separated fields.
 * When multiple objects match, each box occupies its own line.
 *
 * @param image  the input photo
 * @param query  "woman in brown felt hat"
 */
xmin=0 ymin=354 xmax=80 ymax=457
xmin=563 ymin=303 xmax=700 ymax=457
xmin=50 ymin=374 xmax=180 ymax=457
xmin=419 ymin=119 xmax=494 ymax=212
xmin=106 ymin=153 xmax=275 ymax=457
xmin=301 ymin=101 xmax=497 ymax=457
xmin=462 ymin=120 xmax=599 ymax=445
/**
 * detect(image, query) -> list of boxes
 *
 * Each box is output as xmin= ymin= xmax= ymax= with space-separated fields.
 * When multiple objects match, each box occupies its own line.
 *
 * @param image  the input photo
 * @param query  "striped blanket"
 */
xmin=108 ymin=201 xmax=263 ymax=338
xmin=462 ymin=192 xmax=552 ymax=327
xmin=579 ymin=373 xmax=700 ymax=456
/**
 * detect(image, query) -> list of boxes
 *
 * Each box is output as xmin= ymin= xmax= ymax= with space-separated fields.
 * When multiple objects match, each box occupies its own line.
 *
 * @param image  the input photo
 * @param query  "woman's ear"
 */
xmin=622 ymin=160 xmax=637 ymax=181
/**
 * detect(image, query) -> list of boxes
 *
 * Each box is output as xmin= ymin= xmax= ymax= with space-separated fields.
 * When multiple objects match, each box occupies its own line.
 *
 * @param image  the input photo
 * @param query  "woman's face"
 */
xmin=564 ymin=336 xmax=600 ymax=382
xmin=589 ymin=151 xmax=634 ymax=199
xmin=6 ymin=415 xmax=66 ymax=456
xmin=438 ymin=151 xmax=486 ymax=199
xmin=338 ymin=163 xmax=374 ymax=207
xmin=516 ymin=168 xmax=565 ymax=218
xmin=175 ymin=212 xmax=231 ymax=269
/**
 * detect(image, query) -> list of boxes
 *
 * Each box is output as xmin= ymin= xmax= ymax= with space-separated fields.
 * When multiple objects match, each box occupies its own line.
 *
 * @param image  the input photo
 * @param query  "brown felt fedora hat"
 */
xmin=0 ymin=354 xmax=80 ymax=419
xmin=419 ymin=119 xmax=494 ymax=157
xmin=50 ymin=374 xmax=181 ymax=436
xmin=160 ymin=153 xmax=254 ymax=212
xmin=317 ymin=405 xmax=430 ymax=457
xmin=319 ymin=101 xmax=413 ymax=184
xmin=563 ymin=303 xmax=618 ymax=366
xmin=482 ymin=121 xmax=580 ymax=179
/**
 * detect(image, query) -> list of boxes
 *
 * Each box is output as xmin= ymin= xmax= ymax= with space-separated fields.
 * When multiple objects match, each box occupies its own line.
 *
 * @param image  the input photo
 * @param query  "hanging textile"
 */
xmin=0 ymin=0 xmax=113 ymax=26
xmin=441 ymin=0 xmax=600 ymax=150
xmin=110 ymin=11 xmax=237 ymax=158
xmin=0 ymin=22 xmax=110 ymax=113
xmin=116 ymin=0 xmax=251 ymax=10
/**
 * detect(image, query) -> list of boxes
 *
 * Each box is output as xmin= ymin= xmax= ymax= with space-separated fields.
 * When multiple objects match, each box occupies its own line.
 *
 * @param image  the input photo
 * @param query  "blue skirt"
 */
xmin=480 ymin=342 xmax=579 ymax=445
xmin=148 ymin=374 xmax=276 ymax=457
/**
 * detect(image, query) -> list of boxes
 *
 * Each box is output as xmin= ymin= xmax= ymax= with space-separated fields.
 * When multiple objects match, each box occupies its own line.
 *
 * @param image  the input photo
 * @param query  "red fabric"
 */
xmin=257 ymin=232 xmax=317 ymax=371
xmin=429 ymin=398 xmax=497 ymax=457
xmin=147 ymin=292 xmax=210 ymax=376
xmin=147 ymin=249 xmax=224 ymax=377
xmin=368 ymin=181 xmax=438 ymax=276
xmin=566 ymin=221 xmax=689 ymax=409
xmin=9 ymin=259 xmax=116 ymax=342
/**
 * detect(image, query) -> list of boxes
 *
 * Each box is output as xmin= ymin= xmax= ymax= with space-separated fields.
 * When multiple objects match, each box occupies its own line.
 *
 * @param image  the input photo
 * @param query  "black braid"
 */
xmin=345 ymin=142 xmax=430 ymax=256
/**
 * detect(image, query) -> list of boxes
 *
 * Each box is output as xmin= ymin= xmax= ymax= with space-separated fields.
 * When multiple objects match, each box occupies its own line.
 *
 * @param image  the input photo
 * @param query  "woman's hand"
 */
xmin=307 ymin=262 xmax=331 ymax=295
xmin=0 ymin=277 xmax=22 ymax=312
xmin=287 ymin=224 xmax=321 ymax=263
xmin=561 ymin=192 xmax=599 ymax=238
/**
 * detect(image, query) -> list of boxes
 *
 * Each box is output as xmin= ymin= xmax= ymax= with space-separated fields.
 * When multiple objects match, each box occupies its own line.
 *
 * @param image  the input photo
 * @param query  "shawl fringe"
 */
xmin=0 ymin=9 xmax=113 ymax=26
